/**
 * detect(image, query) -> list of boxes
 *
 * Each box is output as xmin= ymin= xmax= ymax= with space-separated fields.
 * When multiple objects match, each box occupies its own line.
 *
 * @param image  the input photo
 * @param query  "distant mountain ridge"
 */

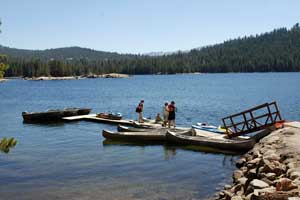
xmin=1 ymin=23 xmax=300 ymax=77
xmin=0 ymin=46 xmax=135 ymax=61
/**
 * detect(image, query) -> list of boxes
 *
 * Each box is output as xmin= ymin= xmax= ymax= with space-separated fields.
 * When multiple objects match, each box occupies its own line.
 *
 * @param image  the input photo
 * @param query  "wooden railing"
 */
xmin=222 ymin=102 xmax=282 ymax=138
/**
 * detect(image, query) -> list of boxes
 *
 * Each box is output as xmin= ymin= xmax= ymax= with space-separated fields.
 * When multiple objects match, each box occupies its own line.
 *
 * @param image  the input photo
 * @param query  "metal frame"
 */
xmin=222 ymin=102 xmax=282 ymax=138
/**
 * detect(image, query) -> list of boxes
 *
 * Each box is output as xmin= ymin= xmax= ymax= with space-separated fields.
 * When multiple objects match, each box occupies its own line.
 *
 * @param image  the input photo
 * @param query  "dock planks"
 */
xmin=63 ymin=114 xmax=138 ymax=126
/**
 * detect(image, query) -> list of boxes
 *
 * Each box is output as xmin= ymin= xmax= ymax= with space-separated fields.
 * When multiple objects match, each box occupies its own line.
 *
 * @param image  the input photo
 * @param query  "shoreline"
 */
xmin=23 ymin=73 xmax=130 ymax=81
xmin=0 ymin=78 xmax=7 ymax=83
xmin=214 ymin=122 xmax=300 ymax=200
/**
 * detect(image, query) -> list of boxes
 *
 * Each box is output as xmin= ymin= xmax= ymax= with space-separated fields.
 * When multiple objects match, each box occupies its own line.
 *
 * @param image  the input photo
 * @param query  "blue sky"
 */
xmin=1 ymin=0 xmax=299 ymax=54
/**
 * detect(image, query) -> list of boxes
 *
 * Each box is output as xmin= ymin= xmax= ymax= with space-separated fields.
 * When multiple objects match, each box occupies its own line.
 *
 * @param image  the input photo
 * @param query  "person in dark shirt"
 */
xmin=136 ymin=100 xmax=144 ymax=123
xmin=168 ymin=101 xmax=176 ymax=128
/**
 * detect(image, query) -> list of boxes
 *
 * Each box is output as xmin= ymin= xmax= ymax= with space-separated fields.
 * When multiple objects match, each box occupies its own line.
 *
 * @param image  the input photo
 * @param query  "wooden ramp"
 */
xmin=222 ymin=101 xmax=282 ymax=138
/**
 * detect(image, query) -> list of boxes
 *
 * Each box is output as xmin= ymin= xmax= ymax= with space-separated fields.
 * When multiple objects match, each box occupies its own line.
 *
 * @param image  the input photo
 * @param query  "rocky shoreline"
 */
xmin=24 ymin=73 xmax=130 ymax=81
xmin=0 ymin=78 xmax=7 ymax=83
xmin=214 ymin=122 xmax=300 ymax=200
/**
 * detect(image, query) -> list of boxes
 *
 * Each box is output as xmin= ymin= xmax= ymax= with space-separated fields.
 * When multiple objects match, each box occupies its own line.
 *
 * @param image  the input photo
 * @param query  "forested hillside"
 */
xmin=1 ymin=23 xmax=300 ymax=77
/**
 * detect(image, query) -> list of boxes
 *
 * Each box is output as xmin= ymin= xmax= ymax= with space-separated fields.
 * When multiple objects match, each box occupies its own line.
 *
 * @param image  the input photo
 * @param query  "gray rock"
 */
xmin=250 ymin=179 xmax=269 ymax=189
xmin=290 ymin=171 xmax=300 ymax=180
xmin=224 ymin=184 xmax=232 ymax=190
xmin=237 ymin=177 xmax=248 ymax=185
xmin=233 ymin=170 xmax=244 ymax=183
xmin=231 ymin=195 xmax=243 ymax=200
xmin=248 ymin=158 xmax=261 ymax=165
xmin=230 ymin=184 xmax=242 ymax=194
xmin=247 ymin=168 xmax=257 ymax=180
xmin=264 ymin=153 xmax=281 ymax=161
xmin=236 ymin=157 xmax=247 ymax=168
xmin=265 ymin=172 xmax=277 ymax=181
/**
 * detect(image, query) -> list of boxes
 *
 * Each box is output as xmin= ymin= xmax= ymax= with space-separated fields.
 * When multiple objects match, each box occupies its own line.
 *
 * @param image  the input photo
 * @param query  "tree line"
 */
xmin=2 ymin=23 xmax=300 ymax=77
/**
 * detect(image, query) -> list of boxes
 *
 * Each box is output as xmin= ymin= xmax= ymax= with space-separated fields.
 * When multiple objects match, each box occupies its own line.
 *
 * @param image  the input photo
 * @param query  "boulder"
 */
xmin=247 ymin=168 xmax=258 ymax=180
xmin=231 ymin=195 xmax=244 ymax=200
xmin=264 ymin=173 xmax=277 ymax=181
xmin=276 ymin=178 xmax=298 ymax=191
xmin=250 ymin=179 xmax=269 ymax=189
xmin=290 ymin=171 xmax=300 ymax=180
xmin=262 ymin=160 xmax=286 ymax=176
xmin=236 ymin=157 xmax=247 ymax=168
xmin=237 ymin=177 xmax=248 ymax=185
xmin=233 ymin=170 xmax=244 ymax=183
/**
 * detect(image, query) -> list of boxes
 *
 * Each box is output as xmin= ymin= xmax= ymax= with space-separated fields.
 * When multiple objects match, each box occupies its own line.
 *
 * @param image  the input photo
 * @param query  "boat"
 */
xmin=117 ymin=125 xmax=155 ymax=132
xmin=166 ymin=128 xmax=261 ymax=152
xmin=22 ymin=107 xmax=92 ymax=122
xmin=96 ymin=112 xmax=122 ymax=120
xmin=102 ymin=129 xmax=167 ymax=142
xmin=62 ymin=108 xmax=79 ymax=117
xmin=77 ymin=108 xmax=92 ymax=115
xmin=131 ymin=121 xmax=160 ymax=129
xmin=192 ymin=122 xmax=226 ymax=134
xmin=22 ymin=110 xmax=64 ymax=122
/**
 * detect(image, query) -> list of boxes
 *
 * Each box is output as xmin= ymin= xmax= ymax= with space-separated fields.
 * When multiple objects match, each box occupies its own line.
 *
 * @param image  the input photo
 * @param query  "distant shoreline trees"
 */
xmin=0 ymin=21 xmax=9 ymax=79
xmin=1 ymin=23 xmax=300 ymax=77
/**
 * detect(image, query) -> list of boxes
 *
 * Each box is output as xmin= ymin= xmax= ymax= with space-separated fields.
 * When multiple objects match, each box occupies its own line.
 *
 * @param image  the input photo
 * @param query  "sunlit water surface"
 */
xmin=0 ymin=73 xmax=300 ymax=200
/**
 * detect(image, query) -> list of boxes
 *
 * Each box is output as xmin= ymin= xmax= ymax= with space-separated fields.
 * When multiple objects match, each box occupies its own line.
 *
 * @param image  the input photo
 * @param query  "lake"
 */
xmin=0 ymin=73 xmax=300 ymax=200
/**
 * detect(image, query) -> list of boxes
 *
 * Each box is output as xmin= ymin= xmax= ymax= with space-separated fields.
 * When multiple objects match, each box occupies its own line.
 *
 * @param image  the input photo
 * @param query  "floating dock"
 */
xmin=63 ymin=114 xmax=150 ymax=126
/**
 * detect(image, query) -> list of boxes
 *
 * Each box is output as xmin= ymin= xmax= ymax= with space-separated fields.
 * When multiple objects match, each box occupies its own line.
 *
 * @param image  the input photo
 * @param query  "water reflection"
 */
xmin=102 ymin=139 xmax=243 ymax=158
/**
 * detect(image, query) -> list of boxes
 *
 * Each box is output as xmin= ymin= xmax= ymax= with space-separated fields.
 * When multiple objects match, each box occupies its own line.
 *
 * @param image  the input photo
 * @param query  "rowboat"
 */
xmin=22 ymin=110 xmax=64 ymax=122
xmin=96 ymin=112 xmax=122 ymax=120
xmin=22 ymin=107 xmax=92 ymax=122
xmin=77 ymin=108 xmax=92 ymax=115
xmin=102 ymin=129 xmax=167 ymax=142
xmin=192 ymin=123 xmax=226 ymax=134
xmin=117 ymin=125 xmax=155 ymax=132
xmin=166 ymin=128 xmax=263 ymax=152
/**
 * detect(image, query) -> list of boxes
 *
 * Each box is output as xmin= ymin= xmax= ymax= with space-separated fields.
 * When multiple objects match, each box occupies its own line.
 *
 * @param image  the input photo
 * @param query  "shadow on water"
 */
xmin=22 ymin=120 xmax=66 ymax=127
xmin=102 ymin=139 xmax=244 ymax=156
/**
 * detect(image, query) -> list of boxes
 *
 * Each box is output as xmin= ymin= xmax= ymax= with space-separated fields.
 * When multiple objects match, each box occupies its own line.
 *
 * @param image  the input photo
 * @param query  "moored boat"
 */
xmin=117 ymin=125 xmax=155 ymax=132
xmin=166 ymin=128 xmax=258 ymax=152
xmin=96 ymin=112 xmax=122 ymax=120
xmin=102 ymin=129 xmax=167 ymax=142
xmin=62 ymin=108 xmax=79 ymax=117
xmin=22 ymin=110 xmax=64 ymax=122
xmin=22 ymin=107 xmax=92 ymax=122
xmin=77 ymin=108 xmax=92 ymax=115
xmin=192 ymin=123 xmax=226 ymax=134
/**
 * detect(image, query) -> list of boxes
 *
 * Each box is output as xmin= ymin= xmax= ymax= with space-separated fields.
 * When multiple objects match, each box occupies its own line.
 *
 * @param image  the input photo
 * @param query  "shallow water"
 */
xmin=0 ymin=73 xmax=300 ymax=199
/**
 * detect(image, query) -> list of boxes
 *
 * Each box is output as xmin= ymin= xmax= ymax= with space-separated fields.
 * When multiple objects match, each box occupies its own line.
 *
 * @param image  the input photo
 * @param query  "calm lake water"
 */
xmin=0 ymin=73 xmax=300 ymax=200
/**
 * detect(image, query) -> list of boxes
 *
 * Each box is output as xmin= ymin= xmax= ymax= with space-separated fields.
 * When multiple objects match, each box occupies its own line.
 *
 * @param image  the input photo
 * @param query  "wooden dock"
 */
xmin=63 ymin=114 xmax=152 ymax=126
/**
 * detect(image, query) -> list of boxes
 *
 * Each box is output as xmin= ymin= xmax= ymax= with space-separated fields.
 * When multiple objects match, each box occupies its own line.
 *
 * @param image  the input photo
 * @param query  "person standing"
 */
xmin=136 ymin=100 xmax=144 ymax=123
xmin=168 ymin=101 xmax=176 ymax=128
xmin=162 ymin=102 xmax=169 ymax=127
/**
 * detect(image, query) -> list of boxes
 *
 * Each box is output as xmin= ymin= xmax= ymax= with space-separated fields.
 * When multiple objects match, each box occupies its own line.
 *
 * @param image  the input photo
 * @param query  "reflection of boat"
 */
xmin=192 ymin=122 xmax=226 ymax=134
xmin=22 ymin=107 xmax=92 ymax=122
xmin=96 ymin=112 xmax=122 ymax=120
xmin=102 ymin=129 xmax=167 ymax=142
xmin=166 ymin=128 xmax=261 ymax=152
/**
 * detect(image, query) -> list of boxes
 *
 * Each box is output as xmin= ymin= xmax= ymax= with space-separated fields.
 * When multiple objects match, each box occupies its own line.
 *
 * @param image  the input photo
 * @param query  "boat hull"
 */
xmin=102 ymin=129 xmax=166 ymax=142
xmin=117 ymin=125 xmax=154 ymax=132
xmin=166 ymin=129 xmax=256 ymax=152
xmin=22 ymin=107 xmax=92 ymax=123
